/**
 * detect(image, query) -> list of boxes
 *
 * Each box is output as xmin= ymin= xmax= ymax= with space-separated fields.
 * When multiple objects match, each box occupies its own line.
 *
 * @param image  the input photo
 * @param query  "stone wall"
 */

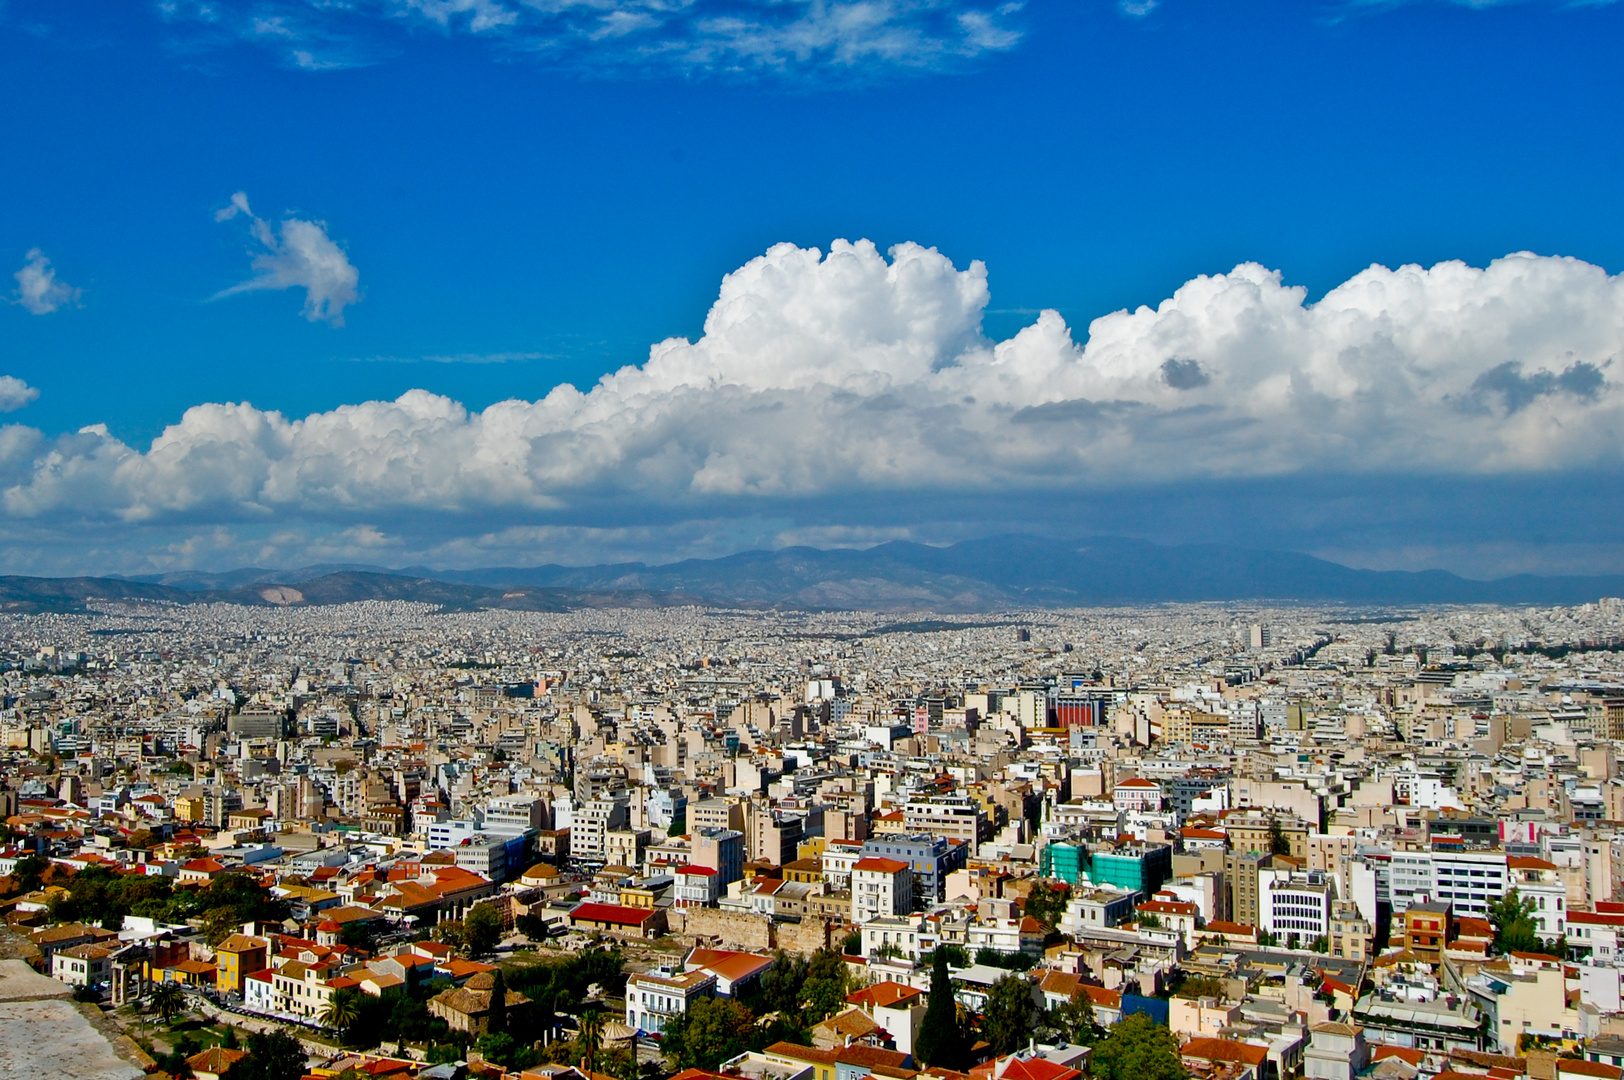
xmin=666 ymin=908 xmax=772 ymax=951
xmin=664 ymin=909 xmax=836 ymax=956
xmin=774 ymin=916 xmax=833 ymax=956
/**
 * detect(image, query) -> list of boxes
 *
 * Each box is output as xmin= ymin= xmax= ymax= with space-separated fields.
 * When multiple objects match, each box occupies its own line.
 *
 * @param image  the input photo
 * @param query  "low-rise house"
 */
xmin=243 ymin=967 xmax=277 ymax=1015
xmin=683 ymin=949 xmax=773 ymax=997
xmin=186 ymin=1047 xmax=249 ymax=1080
xmin=1181 ymin=1037 xmax=1269 ymax=1080
xmin=214 ymin=933 xmax=271 ymax=994
xmin=626 ymin=967 xmax=716 ymax=1034
xmin=845 ymin=981 xmax=926 ymax=1057
xmin=568 ymin=901 xmax=665 ymax=938
xmin=52 ymin=942 xmax=113 ymax=987
xmin=811 ymin=1008 xmax=886 ymax=1052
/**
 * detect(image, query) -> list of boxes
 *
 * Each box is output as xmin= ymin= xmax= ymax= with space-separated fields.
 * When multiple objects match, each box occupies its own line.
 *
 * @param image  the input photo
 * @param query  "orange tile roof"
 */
xmin=1182 ymin=1038 xmax=1267 ymax=1066
xmin=847 ymin=981 xmax=924 ymax=1009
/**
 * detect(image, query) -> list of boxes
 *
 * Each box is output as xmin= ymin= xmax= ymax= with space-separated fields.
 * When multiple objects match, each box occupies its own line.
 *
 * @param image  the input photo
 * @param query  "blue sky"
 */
xmin=3 ymin=0 xmax=1624 ymax=577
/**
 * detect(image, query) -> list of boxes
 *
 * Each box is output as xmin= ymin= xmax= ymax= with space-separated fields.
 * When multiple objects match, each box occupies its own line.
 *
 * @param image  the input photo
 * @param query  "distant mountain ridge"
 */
xmin=0 ymin=535 xmax=1582 ymax=614
xmin=405 ymin=535 xmax=1624 ymax=609
xmin=0 ymin=570 xmax=676 ymax=615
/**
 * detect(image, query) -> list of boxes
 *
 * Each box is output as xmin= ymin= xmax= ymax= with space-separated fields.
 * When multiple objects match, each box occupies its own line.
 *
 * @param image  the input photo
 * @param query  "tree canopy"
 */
xmin=1489 ymin=891 xmax=1542 ymax=956
xmin=1090 ymin=1013 xmax=1186 ymax=1080
xmin=233 ymin=1029 xmax=309 ymax=1080
xmin=981 ymin=974 xmax=1039 ymax=1056
xmin=662 ymin=996 xmax=757 ymax=1071
xmin=465 ymin=903 xmax=502 ymax=957
xmin=799 ymin=948 xmax=850 ymax=1022
xmin=1024 ymin=880 xmax=1071 ymax=927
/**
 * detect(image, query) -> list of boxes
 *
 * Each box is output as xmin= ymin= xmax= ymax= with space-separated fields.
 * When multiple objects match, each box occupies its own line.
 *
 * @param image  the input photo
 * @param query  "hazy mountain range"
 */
xmin=0 ymin=535 xmax=1611 ymax=615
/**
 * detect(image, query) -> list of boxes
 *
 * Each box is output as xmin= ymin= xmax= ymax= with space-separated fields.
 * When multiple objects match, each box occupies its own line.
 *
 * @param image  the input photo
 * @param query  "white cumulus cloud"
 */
xmin=214 ymin=191 xmax=361 ymax=325
xmin=11 ymin=249 xmax=80 ymax=315
xmin=4 ymin=241 xmax=1624 ymax=533
xmin=0 ymin=378 xmax=40 ymax=413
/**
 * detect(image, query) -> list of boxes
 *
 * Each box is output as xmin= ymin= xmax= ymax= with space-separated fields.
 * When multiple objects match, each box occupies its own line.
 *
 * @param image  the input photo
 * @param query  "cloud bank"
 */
xmin=213 ymin=192 xmax=360 ymax=325
xmin=2 ymin=240 xmax=1623 ymax=544
xmin=155 ymin=0 xmax=1024 ymax=76
xmin=10 ymin=248 xmax=79 ymax=315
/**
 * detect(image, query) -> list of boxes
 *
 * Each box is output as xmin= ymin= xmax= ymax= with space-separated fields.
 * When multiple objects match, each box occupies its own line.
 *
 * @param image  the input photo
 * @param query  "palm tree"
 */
xmin=150 ymin=982 xmax=185 ymax=1025
xmin=579 ymin=1006 xmax=606 ymax=1074
xmin=323 ymin=988 xmax=363 ymax=1041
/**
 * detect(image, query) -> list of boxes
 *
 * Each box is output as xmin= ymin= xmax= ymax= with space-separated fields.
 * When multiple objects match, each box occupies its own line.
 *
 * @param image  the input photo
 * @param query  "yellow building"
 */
xmin=214 ymin=934 xmax=270 ymax=994
xmin=174 ymin=796 xmax=205 ymax=823
xmin=781 ymin=858 xmax=823 ymax=884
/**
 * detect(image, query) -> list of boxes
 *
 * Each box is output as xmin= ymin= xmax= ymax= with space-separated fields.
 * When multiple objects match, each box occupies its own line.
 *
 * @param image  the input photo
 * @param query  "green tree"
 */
xmin=187 ymin=873 xmax=291 ymax=946
xmin=8 ymin=854 xmax=46 ymax=896
xmin=465 ymin=904 xmax=502 ymax=957
xmin=158 ymin=1047 xmax=193 ymax=1078
xmin=488 ymin=969 xmax=508 ymax=1036
xmin=436 ymin=920 xmax=468 ymax=953
xmin=578 ymin=1005 xmax=607 ymax=1073
xmin=516 ymin=913 xmax=550 ymax=942
xmin=1090 ymin=1013 xmax=1186 ymax=1080
xmin=1490 ymin=891 xmax=1541 ymax=956
xmin=339 ymin=920 xmax=379 ymax=953
xmin=662 ymin=996 xmax=757 ymax=1071
xmin=758 ymin=952 xmax=808 ymax=1015
xmin=975 ymin=948 xmax=1037 ymax=971
xmin=1047 ymin=994 xmax=1099 ymax=1046
xmin=980 ymin=974 xmax=1038 ymax=1056
xmin=1171 ymin=974 xmax=1225 ymax=1001
xmin=915 ymin=948 xmax=967 ymax=1070
xmin=1267 ymin=818 xmax=1291 ymax=856
xmin=323 ymin=988 xmax=364 ymax=1041
xmin=1025 ymin=881 xmax=1071 ymax=927
xmin=798 ymin=948 xmax=850 ymax=1022
xmin=234 ymin=1028 xmax=308 ymax=1080
xmin=475 ymin=1031 xmax=538 ymax=1070
xmin=150 ymin=982 xmax=185 ymax=1024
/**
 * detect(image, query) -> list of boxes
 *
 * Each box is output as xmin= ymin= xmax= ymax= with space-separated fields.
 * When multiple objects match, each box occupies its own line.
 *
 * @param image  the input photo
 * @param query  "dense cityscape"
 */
xmin=6 ymin=596 xmax=1624 ymax=1080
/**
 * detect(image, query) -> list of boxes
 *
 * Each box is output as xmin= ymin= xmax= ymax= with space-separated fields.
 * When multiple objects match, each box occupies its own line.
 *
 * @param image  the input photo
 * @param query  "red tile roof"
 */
xmin=570 ymin=902 xmax=657 ymax=926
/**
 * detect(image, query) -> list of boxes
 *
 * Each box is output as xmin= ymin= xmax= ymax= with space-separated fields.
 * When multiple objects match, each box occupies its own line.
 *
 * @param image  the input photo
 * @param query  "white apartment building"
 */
xmin=1260 ymin=870 xmax=1334 ymax=946
xmin=822 ymin=839 xmax=863 ymax=889
xmin=861 ymin=914 xmax=936 ymax=961
xmin=481 ymin=795 xmax=546 ymax=839
xmin=625 ymin=967 xmax=715 ymax=1035
xmin=1389 ymin=850 xmax=1507 ymax=918
xmin=426 ymin=819 xmax=481 ymax=850
xmin=1571 ymin=909 xmax=1624 ymax=963
xmin=674 ymin=865 xmax=720 ymax=906
xmin=572 ymin=796 xmax=629 ymax=866
xmin=903 ymin=796 xmax=985 ymax=854
xmin=852 ymin=856 xmax=913 ymax=924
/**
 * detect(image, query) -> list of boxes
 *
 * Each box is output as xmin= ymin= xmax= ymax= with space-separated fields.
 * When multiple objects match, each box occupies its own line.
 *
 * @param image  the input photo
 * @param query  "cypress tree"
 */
xmin=488 ymin=969 xmax=508 ymax=1036
xmin=915 ymin=949 xmax=964 ymax=1070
